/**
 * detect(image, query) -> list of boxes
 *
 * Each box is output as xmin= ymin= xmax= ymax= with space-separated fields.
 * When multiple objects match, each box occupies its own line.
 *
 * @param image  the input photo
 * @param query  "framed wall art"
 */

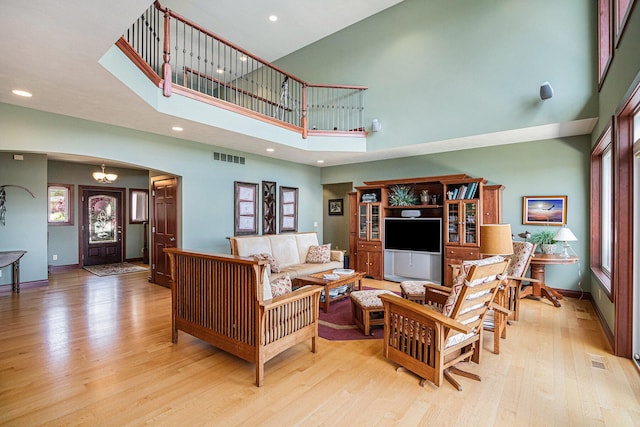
xmin=328 ymin=198 xmax=343 ymax=216
xmin=522 ymin=195 xmax=567 ymax=226
xmin=262 ymin=181 xmax=276 ymax=234
xmin=47 ymin=183 xmax=74 ymax=225
xmin=234 ymin=181 xmax=258 ymax=235
xmin=279 ymin=186 xmax=298 ymax=232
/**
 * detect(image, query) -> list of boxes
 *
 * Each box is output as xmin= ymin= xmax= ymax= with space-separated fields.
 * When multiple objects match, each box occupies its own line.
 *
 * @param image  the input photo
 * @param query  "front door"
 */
xmin=81 ymin=187 xmax=124 ymax=266
xmin=151 ymin=176 xmax=178 ymax=287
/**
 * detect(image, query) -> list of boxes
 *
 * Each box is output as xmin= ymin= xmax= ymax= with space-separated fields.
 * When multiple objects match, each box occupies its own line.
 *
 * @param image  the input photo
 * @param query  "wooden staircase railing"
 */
xmin=119 ymin=1 xmax=367 ymax=138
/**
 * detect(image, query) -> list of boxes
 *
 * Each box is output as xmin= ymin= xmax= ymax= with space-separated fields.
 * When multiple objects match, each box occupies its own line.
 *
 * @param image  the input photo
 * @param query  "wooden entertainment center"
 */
xmin=348 ymin=174 xmax=503 ymax=284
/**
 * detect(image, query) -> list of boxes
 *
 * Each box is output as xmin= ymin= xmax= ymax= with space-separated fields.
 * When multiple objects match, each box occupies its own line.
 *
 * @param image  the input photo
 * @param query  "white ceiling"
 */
xmin=0 ymin=0 xmax=594 ymax=170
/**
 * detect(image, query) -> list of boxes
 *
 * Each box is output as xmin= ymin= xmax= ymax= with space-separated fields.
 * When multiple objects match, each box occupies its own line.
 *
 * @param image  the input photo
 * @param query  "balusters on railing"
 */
xmin=122 ymin=2 xmax=367 ymax=138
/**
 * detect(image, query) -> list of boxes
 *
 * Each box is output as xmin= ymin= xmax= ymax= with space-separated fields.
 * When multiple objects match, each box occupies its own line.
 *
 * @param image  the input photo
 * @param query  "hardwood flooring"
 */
xmin=1 ymin=267 xmax=639 ymax=426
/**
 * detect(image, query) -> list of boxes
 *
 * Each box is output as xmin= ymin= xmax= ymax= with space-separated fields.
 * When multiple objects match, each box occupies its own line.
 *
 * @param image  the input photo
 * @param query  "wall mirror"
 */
xmin=129 ymin=189 xmax=149 ymax=223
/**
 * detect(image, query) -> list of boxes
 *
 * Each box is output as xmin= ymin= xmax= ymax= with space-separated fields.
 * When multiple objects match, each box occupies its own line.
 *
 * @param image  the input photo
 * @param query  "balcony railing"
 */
xmin=120 ymin=1 xmax=367 ymax=138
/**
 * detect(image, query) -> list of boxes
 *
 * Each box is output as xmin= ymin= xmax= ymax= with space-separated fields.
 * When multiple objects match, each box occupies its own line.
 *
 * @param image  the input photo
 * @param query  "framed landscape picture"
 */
xmin=522 ymin=195 xmax=567 ymax=226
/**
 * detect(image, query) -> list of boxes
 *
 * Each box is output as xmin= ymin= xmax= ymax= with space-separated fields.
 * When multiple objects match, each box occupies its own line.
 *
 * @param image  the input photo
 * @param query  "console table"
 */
xmin=525 ymin=253 xmax=579 ymax=307
xmin=0 ymin=250 xmax=27 ymax=293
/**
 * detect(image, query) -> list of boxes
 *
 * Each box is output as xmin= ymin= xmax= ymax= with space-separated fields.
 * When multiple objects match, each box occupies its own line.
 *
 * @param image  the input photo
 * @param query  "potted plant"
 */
xmin=388 ymin=185 xmax=418 ymax=206
xmin=530 ymin=229 xmax=557 ymax=254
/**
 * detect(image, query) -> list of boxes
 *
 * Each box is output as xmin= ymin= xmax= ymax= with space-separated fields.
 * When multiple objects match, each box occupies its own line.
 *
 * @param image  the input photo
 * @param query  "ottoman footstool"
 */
xmin=399 ymin=280 xmax=432 ymax=304
xmin=350 ymin=289 xmax=395 ymax=336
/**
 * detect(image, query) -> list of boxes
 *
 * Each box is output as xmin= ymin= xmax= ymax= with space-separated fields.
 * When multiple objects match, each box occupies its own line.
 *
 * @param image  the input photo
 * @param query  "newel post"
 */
xmin=301 ymin=83 xmax=308 ymax=139
xmin=162 ymin=8 xmax=172 ymax=97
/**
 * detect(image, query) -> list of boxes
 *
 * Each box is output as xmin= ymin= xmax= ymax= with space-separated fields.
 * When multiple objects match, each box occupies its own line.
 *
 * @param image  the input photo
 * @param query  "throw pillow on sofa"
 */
xmin=270 ymin=274 xmax=292 ymax=297
xmin=306 ymin=244 xmax=331 ymax=263
xmin=251 ymin=253 xmax=281 ymax=273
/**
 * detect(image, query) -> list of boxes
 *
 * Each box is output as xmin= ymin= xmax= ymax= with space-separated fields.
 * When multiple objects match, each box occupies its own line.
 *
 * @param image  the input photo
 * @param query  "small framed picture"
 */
xmin=279 ymin=186 xmax=298 ymax=232
xmin=523 ymin=195 xmax=567 ymax=226
xmin=328 ymin=198 xmax=343 ymax=216
xmin=234 ymin=181 xmax=258 ymax=235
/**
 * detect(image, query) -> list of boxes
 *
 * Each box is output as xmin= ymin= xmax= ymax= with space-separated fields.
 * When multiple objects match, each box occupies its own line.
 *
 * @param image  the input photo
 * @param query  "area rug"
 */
xmin=83 ymin=262 xmax=148 ymax=277
xmin=318 ymin=288 xmax=399 ymax=341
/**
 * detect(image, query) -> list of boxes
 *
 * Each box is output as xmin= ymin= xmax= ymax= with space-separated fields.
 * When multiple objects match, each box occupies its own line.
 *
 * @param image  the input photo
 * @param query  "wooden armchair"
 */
xmin=379 ymin=257 xmax=510 ymax=390
xmin=505 ymin=241 xmax=537 ymax=321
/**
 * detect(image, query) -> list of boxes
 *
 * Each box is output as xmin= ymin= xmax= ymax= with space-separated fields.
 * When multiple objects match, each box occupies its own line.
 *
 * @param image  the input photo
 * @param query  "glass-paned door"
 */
xmin=358 ymin=204 xmax=368 ymax=239
xmin=89 ymin=195 xmax=117 ymax=243
xmin=370 ymin=204 xmax=380 ymax=240
xmin=463 ymin=201 xmax=478 ymax=245
xmin=81 ymin=188 xmax=123 ymax=266
xmin=446 ymin=202 xmax=460 ymax=244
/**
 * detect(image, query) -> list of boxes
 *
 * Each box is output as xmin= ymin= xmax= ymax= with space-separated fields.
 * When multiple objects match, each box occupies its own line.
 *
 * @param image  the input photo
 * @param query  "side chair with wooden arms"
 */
xmin=379 ymin=256 xmax=510 ymax=391
xmin=505 ymin=241 xmax=537 ymax=321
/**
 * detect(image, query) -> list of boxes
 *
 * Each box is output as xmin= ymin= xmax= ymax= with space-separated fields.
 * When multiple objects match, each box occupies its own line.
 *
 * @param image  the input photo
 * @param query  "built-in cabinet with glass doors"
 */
xmin=355 ymin=187 xmax=383 ymax=279
xmin=349 ymin=175 xmax=502 ymax=284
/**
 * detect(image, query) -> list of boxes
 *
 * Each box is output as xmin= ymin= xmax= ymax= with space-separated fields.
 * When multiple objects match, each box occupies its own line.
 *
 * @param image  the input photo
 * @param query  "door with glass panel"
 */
xmin=81 ymin=188 xmax=124 ymax=266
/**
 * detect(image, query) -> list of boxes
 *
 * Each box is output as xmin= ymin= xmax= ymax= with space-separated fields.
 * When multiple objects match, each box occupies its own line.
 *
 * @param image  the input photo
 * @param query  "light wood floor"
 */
xmin=1 ymin=268 xmax=639 ymax=426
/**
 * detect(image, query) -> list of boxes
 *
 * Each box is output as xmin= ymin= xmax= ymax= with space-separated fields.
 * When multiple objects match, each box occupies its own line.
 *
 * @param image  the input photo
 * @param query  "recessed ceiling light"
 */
xmin=216 ymin=68 xmax=224 ymax=74
xmin=172 ymin=126 xmax=183 ymax=132
xmin=239 ymin=55 xmax=248 ymax=62
xmin=266 ymin=148 xmax=275 ymax=152
xmin=269 ymin=15 xmax=278 ymax=22
xmin=12 ymin=89 xmax=32 ymax=97
xmin=317 ymin=160 xmax=325 ymax=164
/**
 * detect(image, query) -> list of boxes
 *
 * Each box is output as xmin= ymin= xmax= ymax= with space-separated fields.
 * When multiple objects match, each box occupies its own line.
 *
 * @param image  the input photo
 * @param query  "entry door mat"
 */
xmin=83 ymin=262 xmax=148 ymax=277
xmin=318 ymin=288 xmax=399 ymax=341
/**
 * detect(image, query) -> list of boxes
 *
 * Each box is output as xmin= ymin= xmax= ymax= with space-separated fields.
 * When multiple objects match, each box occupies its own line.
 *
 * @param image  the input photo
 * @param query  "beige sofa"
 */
xmin=229 ymin=232 xmax=344 ymax=280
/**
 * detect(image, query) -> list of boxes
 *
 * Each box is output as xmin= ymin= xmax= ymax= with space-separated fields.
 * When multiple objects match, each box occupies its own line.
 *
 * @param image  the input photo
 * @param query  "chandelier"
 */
xmin=92 ymin=163 xmax=118 ymax=183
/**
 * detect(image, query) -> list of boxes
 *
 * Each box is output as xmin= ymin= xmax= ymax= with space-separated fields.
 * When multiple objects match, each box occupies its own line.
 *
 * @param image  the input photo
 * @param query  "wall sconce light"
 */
xmin=92 ymin=163 xmax=118 ymax=184
xmin=371 ymin=119 xmax=382 ymax=132
xmin=540 ymin=82 xmax=554 ymax=100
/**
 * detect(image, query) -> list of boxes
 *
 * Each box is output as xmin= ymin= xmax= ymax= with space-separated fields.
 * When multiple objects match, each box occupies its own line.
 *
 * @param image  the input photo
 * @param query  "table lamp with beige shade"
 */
xmin=480 ymin=224 xmax=514 ymax=257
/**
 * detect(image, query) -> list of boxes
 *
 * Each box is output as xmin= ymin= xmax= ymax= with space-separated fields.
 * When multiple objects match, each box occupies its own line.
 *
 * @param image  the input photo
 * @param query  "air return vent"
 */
xmin=212 ymin=152 xmax=245 ymax=165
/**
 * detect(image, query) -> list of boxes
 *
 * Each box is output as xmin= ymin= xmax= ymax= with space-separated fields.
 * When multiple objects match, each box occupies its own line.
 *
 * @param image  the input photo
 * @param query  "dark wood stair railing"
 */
xmin=118 ymin=1 xmax=367 ymax=138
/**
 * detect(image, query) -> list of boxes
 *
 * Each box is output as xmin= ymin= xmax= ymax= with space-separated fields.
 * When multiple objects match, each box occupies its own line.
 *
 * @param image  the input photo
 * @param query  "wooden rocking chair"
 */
xmin=379 ymin=257 xmax=510 ymax=391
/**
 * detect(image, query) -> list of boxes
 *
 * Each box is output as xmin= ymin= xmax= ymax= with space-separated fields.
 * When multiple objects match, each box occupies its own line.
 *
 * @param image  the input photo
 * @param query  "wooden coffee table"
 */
xmin=293 ymin=270 xmax=365 ymax=313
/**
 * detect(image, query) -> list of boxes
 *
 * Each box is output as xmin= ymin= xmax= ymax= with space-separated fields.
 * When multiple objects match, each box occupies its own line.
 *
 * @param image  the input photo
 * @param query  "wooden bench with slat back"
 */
xmin=165 ymin=248 xmax=323 ymax=386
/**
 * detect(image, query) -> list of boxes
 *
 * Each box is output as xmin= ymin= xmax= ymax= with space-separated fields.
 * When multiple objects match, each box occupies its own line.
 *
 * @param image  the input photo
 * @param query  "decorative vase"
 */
xmin=420 ymin=190 xmax=430 ymax=204
xmin=540 ymin=243 xmax=556 ymax=254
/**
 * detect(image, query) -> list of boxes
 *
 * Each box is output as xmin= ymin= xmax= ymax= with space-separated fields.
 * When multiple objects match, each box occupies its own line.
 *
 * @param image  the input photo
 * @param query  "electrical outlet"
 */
xmin=52 ymin=254 xmax=58 ymax=261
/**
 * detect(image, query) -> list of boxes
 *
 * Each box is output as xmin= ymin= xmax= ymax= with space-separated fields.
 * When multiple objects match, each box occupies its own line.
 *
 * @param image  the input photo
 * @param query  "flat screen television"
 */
xmin=384 ymin=218 xmax=442 ymax=254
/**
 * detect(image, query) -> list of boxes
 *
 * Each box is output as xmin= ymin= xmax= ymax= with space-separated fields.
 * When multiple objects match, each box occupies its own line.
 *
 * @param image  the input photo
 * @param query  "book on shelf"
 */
xmin=458 ymin=185 xmax=467 ymax=199
xmin=467 ymin=182 xmax=477 ymax=199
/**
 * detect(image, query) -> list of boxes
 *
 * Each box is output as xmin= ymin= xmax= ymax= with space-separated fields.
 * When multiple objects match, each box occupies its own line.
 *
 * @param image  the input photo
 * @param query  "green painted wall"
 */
xmin=322 ymin=136 xmax=590 ymax=292
xmin=276 ymin=0 xmax=597 ymax=149
xmin=0 ymin=103 xmax=324 ymax=284
xmin=322 ymin=182 xmax=353 ymax=254
xmin=0 ymin=152 xmax=48 ymax=286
